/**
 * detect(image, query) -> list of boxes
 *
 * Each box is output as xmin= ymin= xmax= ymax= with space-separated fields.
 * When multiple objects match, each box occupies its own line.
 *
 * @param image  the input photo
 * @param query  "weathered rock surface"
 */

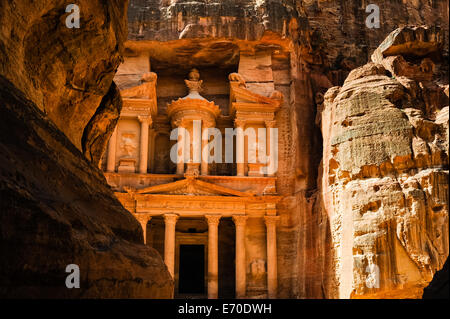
xmin=82 ymin=81 xmax=123 ymax=166
xmin=0 ymin=75 xmax=173 ymax=298
xmin=1 ymin=0 xmax=448 ymax=299
xmin=320 ymin=26 xmax=449 ymax=298
xmin=0 ymin=0 xmax=128 ymax=151
xmin=0 ymin=1 xmax=173 ymax=298
xmin=422 ymin=256 xmax=449 ymax=299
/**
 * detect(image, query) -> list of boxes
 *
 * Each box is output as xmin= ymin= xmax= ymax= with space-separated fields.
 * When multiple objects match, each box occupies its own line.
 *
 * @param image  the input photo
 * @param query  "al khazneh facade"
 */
xmin=102 ymin=51 xmax=286 ymax=299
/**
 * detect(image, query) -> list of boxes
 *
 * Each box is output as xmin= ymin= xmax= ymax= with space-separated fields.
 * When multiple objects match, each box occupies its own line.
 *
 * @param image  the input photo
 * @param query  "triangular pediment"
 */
xmin=132 ymin=177 xmax=254 ymax=197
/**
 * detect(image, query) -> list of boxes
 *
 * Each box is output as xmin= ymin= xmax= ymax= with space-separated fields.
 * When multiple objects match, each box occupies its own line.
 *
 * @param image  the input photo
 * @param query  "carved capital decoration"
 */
xmin=202 ymin=119 xmax=215 ymax=129
xmin=135 ymin=214 xmax=151 ymax=226
xmin=264 ymin=215 xmax=280 ymax=226
xmin=205 ymin=214 xmax=222 ymax=226
xmin=164 ymin=213 xmax=179 ymax=225
xmin=265 ymin=120 xmax=277 ymax=128
xmin=173 ymin=119 xmax=188 ymax=128
xmin=138 ymin=115 xmax=153 ymax=126
xmin=232 ymin=215 xmax=248 ymax=227
xmin=234 ymin=119 xmax=246 ymax=128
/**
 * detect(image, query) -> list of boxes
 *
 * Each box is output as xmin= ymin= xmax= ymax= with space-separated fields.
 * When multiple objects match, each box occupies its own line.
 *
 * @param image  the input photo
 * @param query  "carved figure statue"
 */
xmin=120 ymin=132 xmax=137 ymax=157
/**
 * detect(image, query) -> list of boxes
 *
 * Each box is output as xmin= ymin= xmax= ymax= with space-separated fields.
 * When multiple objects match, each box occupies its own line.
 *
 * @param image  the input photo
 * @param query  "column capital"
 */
xmin=234 ymin=119 xmax=246 ymax=128
xmin=138 ymin=115 xmax=152 ymax=125
xmin=265 ymin=120 xmax=277 ymax=128
xmin=202 ymin=119 xmax=215 ymax=129
xmin=173 ymin=119 xmax=188 ymax=128
xmin=232 ymin=215 xmax=248 ymax=226
xmin=135 ymin=214 xmax=151 ymax=225
xmin=164 ymin=213 xmax=179 ymax=225
xmin=205 ymin=214 xmax=222 ymax=226
xmin=264 ymin=215 xmax=280 ymax=226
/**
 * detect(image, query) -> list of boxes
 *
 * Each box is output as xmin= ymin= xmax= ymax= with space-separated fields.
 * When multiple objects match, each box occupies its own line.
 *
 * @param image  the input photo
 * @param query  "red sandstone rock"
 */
xmin=320 ymin=26 xmax=449 ymax=299
xmin=0 ymin=1 xmax=173 ymax=298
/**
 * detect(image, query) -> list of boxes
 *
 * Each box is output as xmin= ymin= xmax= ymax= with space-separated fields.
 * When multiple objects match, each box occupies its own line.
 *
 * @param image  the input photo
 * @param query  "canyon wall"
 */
xmin=127 ymin=0 xmax=449 ymax=298
xmin=320 ymin=26 xmax=448 ymax=298
xmin=0 ymin=0 xmax=173 ymax=298
xmin=0 ymin=0 xmax=447 ymax=299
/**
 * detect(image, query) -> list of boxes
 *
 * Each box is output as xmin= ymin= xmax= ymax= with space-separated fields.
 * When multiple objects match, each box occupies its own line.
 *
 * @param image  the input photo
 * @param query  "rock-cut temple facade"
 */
xmin=101 ymin=49 xmax=288 ymax=298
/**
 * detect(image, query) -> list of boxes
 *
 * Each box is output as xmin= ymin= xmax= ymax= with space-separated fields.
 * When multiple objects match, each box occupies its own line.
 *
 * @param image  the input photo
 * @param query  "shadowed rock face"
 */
xmin=0 ymin=0 xmax=128 ymax=151
xmin=0 ymin=0 xmax=173 ymax=298
xmin=0 ymin=75 xmax=173 ymax=298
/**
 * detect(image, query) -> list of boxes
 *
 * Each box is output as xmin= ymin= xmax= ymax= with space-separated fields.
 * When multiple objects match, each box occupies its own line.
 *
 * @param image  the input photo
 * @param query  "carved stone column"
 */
xmin=232 ymin=215 xmax=248 ymax=298
xmin=138 ymin=116 xmax=152 ymax=174
xmin=175 ymin=120 xmax=186 ymax=175
xmin=149 ymin=128 xmax=156 ymax=173
xmin=264 ymin=215 xmax=280 ymax=298
xmin=106 ymin=127 xmax=118 ymax=172
xmin=235 ymin=119 xmax=246 ymax=177
xmin=135 ymin=214 xmax=151 ymax=245
xmin=205 ymin=214 xmax=221 ymax=299
xmin=265 ymin=120 xmax=277 ymax=177
xmin=201 ymin=121 xmax=213 ymax=176
xmin=164 ymin=213 xmax=179 ymax=278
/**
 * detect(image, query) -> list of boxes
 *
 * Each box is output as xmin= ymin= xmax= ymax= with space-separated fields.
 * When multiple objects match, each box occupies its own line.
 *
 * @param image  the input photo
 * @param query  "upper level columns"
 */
xmin=201 ymin=120 xmax=214 ymax=176
xmin=205 ymin=214 xmax=221 ymax=299
xmin=264 ymin=215 xmax=280 ymax=298
xmin=235 ymin=119 xmax=246 ymax=177
xmin=106 ymin=127 xmax=118 ymax=172
xmin=265 ymin=120 xmax=277 ymax=177
xmin=164 ymin=213 xmax=179 ymax=278
xmin=175 ymin=120 xmax=186 ymax=175
xmin=232 ymin=215 xmax=248 ymax=298
xmin=138 ymin=116 xmax=152 ymax=174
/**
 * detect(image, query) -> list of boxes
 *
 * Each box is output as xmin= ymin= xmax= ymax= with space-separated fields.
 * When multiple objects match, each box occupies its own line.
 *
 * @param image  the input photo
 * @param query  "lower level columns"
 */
xmin=205 ymin=214 xmax=221 ymax=299
xmin=232 ymin=215 xmax=248 ymax=298
xmin=264 ymin=215 xmax=280 ymax=298
xmin=164 ymin=213 xmax=179 ymax=278
xmin=135 ymin=214 xmax=151 ymax=245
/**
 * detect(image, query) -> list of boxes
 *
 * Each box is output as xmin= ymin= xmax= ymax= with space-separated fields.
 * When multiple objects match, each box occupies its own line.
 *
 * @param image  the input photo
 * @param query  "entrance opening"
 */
xmin=178 ymin=244 xmax=205 ymax=294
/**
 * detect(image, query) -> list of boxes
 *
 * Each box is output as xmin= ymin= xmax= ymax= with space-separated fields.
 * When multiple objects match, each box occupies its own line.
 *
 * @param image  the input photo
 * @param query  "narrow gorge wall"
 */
xmin=0 ymin=0 xmax=173 ymax=298
xmin=0 ymin=0 xmax=448 ymax=299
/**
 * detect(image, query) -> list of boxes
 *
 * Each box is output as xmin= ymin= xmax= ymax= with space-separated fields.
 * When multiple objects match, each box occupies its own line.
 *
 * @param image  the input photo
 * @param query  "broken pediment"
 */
xmin=120 ymin=72 xmax=158 ymax=117
xmin=130 ymin=177 xmax=254 ymax=197
xmin=228 ymin=72 xmax=283 ymax=116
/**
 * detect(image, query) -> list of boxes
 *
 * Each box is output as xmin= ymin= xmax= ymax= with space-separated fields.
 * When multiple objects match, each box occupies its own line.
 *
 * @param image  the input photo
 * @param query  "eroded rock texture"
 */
xmin=0 ymin=1 xmax=173 ymax=298
xmin=0 ymin=0 xmax=128 ymax=151
xmin=320 ymin=26 xmax=449 ymax=298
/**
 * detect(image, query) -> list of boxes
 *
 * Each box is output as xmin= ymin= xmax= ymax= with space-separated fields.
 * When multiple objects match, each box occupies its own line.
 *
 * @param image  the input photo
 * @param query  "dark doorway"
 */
xmin=218 ymin=218 xmax=236 ymax=298
xmin=178 ymin=245 xmax=205 ymax=294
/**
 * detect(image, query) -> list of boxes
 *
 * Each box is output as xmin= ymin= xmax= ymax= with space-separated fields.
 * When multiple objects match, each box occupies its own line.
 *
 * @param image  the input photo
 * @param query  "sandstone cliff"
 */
xmin=320 ymin=26 xmax=448 ymax=298
xmin=0 ymin=1 xmax=173 ymax=298
xmin=0 ymin=0 xmax=448 ymax=299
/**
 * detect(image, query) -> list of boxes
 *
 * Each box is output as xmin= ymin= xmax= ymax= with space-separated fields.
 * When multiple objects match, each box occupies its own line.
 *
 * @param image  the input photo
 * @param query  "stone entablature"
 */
xmin=104 ymin=172 xmax=277 ymax=195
